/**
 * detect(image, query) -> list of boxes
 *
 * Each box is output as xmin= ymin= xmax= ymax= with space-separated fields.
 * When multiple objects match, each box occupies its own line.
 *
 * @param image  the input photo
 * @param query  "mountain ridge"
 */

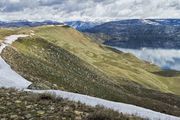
xmin=84 ymin=19 xmax=180 ymax=49
xmin=1 ymin=26 xmax=180 ymax=117
xmin=0 ymin=20 xmax=62 ymax=28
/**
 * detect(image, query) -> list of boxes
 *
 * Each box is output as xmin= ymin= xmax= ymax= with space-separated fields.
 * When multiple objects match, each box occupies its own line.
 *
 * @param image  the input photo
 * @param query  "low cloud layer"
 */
xmin=0 ymin=0 xmax=180 ymax=21
xmin=116 ymin=47 xmax=180 ymax=71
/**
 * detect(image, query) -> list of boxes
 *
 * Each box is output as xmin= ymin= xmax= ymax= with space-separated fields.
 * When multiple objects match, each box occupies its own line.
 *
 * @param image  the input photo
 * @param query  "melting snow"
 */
xmin=0 ymin=35 xmax=31 ymax=88
xmin=26 ymin=89 xmax=180 ymax=120
xmin=3 ymin=35 xmax=29 ymax=44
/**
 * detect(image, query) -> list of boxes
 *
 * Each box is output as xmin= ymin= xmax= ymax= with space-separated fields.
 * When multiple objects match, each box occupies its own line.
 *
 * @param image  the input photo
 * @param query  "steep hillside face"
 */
xmin=84 ymin=19 xmax=180 ymax=49
xmin=32 ymin=26 xmax=180 ymax=94
xmin=1 ymin=26 xmax=180 ymax=116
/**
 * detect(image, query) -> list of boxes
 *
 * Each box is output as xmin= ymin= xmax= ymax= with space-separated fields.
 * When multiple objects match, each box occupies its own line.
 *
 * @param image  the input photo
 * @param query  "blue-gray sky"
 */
xmin=0 ymin=0 xmax=180 ymax=21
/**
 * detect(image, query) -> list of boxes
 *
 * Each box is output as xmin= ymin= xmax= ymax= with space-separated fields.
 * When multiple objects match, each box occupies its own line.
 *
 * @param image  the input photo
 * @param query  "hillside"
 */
xmin=1 ymin=26 xmax=180 ymax=116
xmin=0 ymin=88 xmax=144 ymax=120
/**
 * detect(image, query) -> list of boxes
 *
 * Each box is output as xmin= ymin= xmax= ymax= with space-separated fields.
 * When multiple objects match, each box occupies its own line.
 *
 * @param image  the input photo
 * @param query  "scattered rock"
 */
xmin=15 ymin=100 xmax=21 ymax=104
xmin=10 ymin=115 xmax=18 ymax=119
xmin=1 ymin=118 xmax=6 ymax=120
xmin=62 ymin=117 xmax=66 ymax=120
xmin=0 ymin=107 xmax=5 ymax=110
xmin=63 ymin=106 xmax=70 ymax=111
xmin=74 ymin=110 xmax=83 ymax=116
xmin=75 ymin=116 xmax=82 ymax=120
xmin=27 ymin=83 xmax=51 ymax=90
xmin=25 ymin=114 xmax=32 ymax=119
xmin=6 ymin=102 xmax=11 ymax=105
xmin=37 ymin=111 xmax=45 ymax=115
xmin=26 ymin=105 xmax=33 ymax=109
xmin=50 ymin=106 xmax=55 ymax=110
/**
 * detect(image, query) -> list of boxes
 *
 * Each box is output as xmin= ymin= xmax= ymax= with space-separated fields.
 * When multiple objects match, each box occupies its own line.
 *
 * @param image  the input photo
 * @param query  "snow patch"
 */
xmin=26 ymin=89 xmax=180 ymax=120
xmin=141 ymin=19 xmax=160 ymax=25
xmin=0 ymin=43 xmax=7 ymax=53
xmin=0 ymin=35 xmax=31 ymax=88
xmin=0 ymin=57 xmax=31 ymax=88
xmin=3 ymin=35 xmax=28 ymax=45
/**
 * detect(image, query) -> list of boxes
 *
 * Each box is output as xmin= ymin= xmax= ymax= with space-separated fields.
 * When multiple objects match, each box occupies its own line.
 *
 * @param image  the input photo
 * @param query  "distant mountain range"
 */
xmin=83 ymin=19 xmax=180 ymax=49
xmin=0 ymin=20 xmax=62 ymax=27
xmin=0 ymin=20 xmax=100 ymax=31
xmin=65 ymin=19 xmax=180 ymax=31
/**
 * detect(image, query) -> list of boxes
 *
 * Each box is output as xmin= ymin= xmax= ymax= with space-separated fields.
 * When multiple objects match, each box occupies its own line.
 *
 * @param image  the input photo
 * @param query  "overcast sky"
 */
xmin=0 ymin=0 xmax=180 ymax=22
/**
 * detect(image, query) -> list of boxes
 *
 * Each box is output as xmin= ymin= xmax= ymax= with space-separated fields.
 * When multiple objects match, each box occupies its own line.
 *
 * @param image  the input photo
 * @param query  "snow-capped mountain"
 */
xmin=64 ymin=21 xmax=101 ymax=31
xmin=153 ymin=19 xmax=180 ymax=26
xmin=114 ymin=19 xmax=180 ymax=26
xmin=84 ymin=19 xmax=180 ymax=49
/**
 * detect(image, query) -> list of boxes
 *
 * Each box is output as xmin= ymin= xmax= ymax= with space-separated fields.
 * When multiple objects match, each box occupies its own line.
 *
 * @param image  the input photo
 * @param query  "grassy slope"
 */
xmin=1 ymin=26 xmax=180 ymax=116
xmin=33 ymin=26 xmax=180 ymax=95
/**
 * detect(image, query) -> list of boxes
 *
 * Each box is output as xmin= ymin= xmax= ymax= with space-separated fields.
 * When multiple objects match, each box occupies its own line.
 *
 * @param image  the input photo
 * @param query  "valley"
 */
xmin=83 ymin=19 xmax=180 ymax=71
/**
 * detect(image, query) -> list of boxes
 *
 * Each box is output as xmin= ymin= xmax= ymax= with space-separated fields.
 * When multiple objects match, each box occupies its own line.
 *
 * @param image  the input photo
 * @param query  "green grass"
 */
xmin=3 ymin=37 xmax=127 ymax=100
xmin=1 ymin=26 xmax=180 ymax=116
xmin=32 ymin=26 xmax=180 ymax=95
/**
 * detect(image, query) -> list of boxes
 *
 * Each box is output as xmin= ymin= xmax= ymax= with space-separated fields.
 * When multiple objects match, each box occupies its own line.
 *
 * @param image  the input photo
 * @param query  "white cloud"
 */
xmin=9 ymin=0 xmax=20 ymax=3
xmin=0 ymin=0 xmax=180 ymax=22
xmin=116 ymin=47 xmax=180 ymax=70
